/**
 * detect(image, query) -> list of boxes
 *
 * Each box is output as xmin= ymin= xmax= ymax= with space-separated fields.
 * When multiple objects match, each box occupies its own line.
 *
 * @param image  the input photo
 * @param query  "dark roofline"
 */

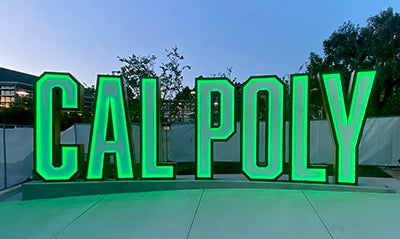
xmin=0 ymin=67 xmax=38 ymax=86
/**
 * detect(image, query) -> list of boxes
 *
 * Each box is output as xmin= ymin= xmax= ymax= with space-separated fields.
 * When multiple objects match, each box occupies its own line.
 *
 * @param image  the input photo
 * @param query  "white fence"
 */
xmin=0 ymin=126 xmax=33 ymax=190
xmin=61 ymin=117 xmax=400 ymax=166
xmin=1 ymin=117 xmax=398 ymax=190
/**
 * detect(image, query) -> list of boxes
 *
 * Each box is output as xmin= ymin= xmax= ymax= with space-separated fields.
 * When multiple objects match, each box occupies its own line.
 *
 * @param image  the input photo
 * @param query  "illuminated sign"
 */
xmin=34 ymin=71 xmax=376 ymax=185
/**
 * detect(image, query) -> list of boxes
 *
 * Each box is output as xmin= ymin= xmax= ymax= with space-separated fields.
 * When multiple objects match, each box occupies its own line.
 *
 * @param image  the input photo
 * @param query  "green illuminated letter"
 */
xmin=290 ymin=75 xmax=327 ymax=183
xmin=196 ymin=78 xmax=235 ymax=179
xmin=242 ymin=76 xmax=284 ymax=180
xmin=320 ymin=71 xmax=376 ymax=184
xmin=141 ymin=78 xmax=175 ymax=179
xmin=87 ymin=76 xmax=135 ymax=180
xmin=35 ymin=72 xmax=83 ymax=181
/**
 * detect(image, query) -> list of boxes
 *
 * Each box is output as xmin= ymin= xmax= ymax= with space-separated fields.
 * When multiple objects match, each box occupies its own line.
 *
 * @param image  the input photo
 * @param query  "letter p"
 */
xmin=196 ymin=78 xmax=235 ymax=179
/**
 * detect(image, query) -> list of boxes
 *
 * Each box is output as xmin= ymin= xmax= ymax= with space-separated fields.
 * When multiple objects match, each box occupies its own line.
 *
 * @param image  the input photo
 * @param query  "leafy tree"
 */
xmin=305 ymin=7 xmax=400 ymax=116
xmin=175 ymin=86 xmax=195 ymax=101
xmin=0 ymin=85 xmax=95 ymax=129
xmin=82 ymin=85 xmax=96 ymax=122
xmin=114 ymin=54 xmax=157 ymax=99
xmin=0 ymin=97 xmax=33 ymax=125
xmin=112 ymin=54 xmax=157 ymax=122
xmin=159 ymin=47 xmax=191 ymax=122
xmin=115 ymin=47 xmax=190 ymax=122
xmin=160 ymin=47 xmax=191 ymax=100
xmin=165 ymin=86 xmax=196 ymax=122
xmin=210 ymin=67 xmax=237 ymax=83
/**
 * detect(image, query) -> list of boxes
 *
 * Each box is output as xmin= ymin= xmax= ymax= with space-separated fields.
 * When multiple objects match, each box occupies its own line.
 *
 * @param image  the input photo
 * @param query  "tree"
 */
xmin=168 ymin=86 xmax=196 ymax=122
xmin=81 ymin=85 xmax=96 ymax=123
xmin=112 ymin=54 xmax=157 ymax=122
xmin=0 ymin=97 xmax=33 ymax=125
xmin=114 ymin=54 xmax=157 ymax=99
xmin=305 ymin=8 xmax=400 ymax=116
xmin=160 ymin=47 xmax=191 ymax=100
xmin=115 ymin=46 xmax=190 ymax=122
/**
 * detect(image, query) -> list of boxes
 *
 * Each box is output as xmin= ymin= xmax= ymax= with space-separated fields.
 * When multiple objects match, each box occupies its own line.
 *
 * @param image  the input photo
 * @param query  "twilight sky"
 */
xmin=0 ymin=0 xmax=398 ymax=87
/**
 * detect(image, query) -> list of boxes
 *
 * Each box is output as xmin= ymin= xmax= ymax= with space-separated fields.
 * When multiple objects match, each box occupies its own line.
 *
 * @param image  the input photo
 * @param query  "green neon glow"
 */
xmin=291 ymin=75 xmax=326 ymax=182
xmin=35 ymin=73 xmax=82 ymax=181
xmin=321 ymin=71 xmax=376 ymax=184
xmin=196 ymin=78 xmax=235 ymax=179
xmin=242 ymin=76 xmax=284 ymax=180
xmin=87 ymin=76 xmax=134 ymax=180
xmin=141 ymin=78 xmax=174 ymax=178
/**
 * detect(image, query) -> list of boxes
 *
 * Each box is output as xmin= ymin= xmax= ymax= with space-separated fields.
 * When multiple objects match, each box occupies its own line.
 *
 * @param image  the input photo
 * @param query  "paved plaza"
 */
xmin=1 ymin=175 xmax=400 ymax=239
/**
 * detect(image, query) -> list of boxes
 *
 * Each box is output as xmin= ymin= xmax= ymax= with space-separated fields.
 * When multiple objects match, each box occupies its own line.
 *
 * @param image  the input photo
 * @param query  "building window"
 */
xmin=1 ymin=96 xmax=13 ymax=102
xmin=1 ymin=86 xmax=15 ymax=97
xmin=0 ymin=102 xmax=10 ymax=108
xmin=0 ymin=86 xmax=16 ymax=108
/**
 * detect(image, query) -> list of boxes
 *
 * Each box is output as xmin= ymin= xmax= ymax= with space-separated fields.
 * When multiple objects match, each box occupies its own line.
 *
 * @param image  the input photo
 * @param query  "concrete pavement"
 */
xmin=1 ymin=187 xmax=400 ymax=239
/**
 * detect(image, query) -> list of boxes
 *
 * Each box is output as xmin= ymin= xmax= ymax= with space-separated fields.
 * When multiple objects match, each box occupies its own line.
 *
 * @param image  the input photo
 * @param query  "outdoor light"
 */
xmin=162 ymin=123 xmax=171 ymax=131
xmin=16 ymin=90 xmax=29 ymax=97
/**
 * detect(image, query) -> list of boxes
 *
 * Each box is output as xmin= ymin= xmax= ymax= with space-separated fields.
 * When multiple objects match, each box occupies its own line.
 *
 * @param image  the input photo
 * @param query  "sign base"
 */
xmin=22 ymin=177 xmax=393 ymax=200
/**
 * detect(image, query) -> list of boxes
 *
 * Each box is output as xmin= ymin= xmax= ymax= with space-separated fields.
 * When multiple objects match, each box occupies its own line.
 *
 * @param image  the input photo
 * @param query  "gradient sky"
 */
xmin=0 ymin=0 xmax=399 ymax=87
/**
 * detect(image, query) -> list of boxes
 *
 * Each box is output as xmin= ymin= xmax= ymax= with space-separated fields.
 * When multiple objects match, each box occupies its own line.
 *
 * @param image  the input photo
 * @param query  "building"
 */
xmin=0 ymin=67 xmax=37 ymax=108
xmin=161 ymin=100 xmax=196 ymax=123
xmin=0 ymin=67 xmax=94 ymax=112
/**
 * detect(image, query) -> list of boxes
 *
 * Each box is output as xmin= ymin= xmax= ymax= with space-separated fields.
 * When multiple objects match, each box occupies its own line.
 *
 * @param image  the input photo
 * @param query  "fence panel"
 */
xmin=4 ymin=127 xmax=33 ymax=187
xmin=68 ymin=117 xmax=400 ymax=166
xmin=0 ymin=128 xmax=5 ymax=190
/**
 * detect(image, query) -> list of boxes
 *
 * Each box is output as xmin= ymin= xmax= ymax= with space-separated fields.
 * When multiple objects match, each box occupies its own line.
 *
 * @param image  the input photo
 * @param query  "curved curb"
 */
xmin=22 ymin=179 xmax=394 ymax=200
